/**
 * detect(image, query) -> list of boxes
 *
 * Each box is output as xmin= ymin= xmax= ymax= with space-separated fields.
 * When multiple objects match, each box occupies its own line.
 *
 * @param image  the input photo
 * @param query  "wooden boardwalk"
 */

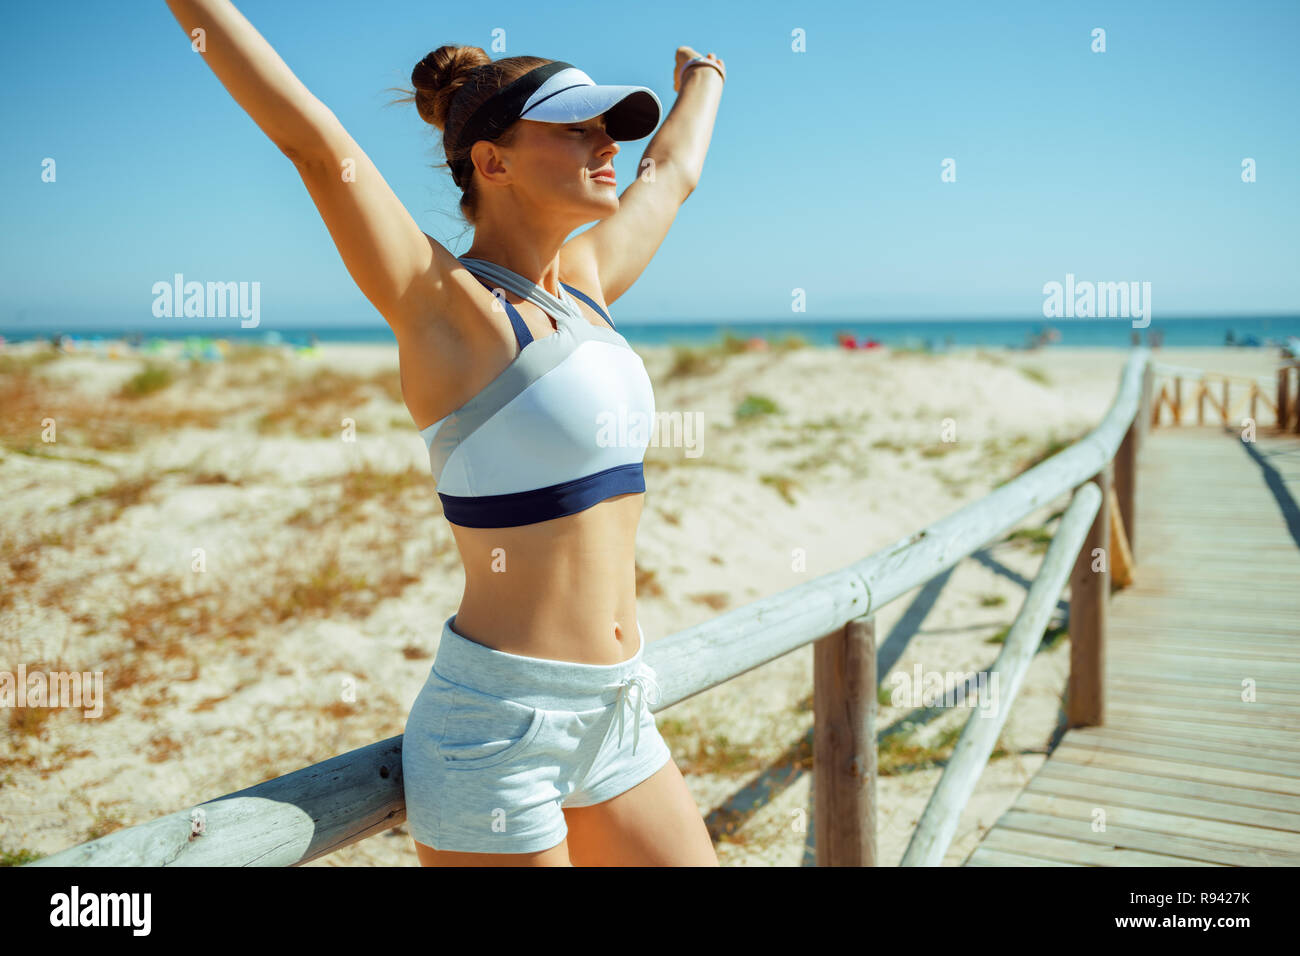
xmin=965 ymin=426 xmax=1300 ymax=866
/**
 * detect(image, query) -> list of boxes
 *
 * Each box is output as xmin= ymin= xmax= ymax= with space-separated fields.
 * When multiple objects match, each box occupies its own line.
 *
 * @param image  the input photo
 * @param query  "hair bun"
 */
xmin=410 ymin=45 xmax=492 ymax=130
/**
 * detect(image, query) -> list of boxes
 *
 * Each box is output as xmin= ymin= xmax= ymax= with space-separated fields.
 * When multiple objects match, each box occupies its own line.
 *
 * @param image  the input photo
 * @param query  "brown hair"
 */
xmin=390 ymin=46 xmax=552 ymax=225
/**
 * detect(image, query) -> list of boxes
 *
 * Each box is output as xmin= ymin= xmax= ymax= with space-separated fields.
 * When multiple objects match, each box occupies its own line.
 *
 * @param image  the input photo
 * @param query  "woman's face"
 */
xmin=479 ymin=115 xmax=621 ymax=221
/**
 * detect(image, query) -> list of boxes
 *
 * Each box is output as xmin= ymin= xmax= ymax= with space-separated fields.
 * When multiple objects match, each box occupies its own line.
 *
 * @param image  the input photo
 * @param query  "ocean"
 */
xmin=2 ymin=315 xmax=1298 ymax=351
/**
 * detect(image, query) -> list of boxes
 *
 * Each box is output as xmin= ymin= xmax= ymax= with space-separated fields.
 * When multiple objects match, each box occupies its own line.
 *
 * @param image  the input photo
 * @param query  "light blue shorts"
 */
xmin=402 ymin=613 xmax=674 ymax=854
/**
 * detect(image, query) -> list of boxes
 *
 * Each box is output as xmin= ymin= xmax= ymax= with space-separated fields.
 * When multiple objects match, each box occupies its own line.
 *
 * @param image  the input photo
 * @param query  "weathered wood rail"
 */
xmin=27 ymin=346 xmax=1298 ymax=866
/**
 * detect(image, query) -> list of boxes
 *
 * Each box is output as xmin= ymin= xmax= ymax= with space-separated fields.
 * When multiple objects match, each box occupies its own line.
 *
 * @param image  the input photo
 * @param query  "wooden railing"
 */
xmin=27 ymin=347 xmax=1291 ymax=867
xmin=1150 ymin=359 xmax=1298 ymax=432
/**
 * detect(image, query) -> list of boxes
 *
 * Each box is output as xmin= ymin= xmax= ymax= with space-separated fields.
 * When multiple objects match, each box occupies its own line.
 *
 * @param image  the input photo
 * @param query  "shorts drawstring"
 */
xmin=607 ymin=671 xmax=662 ymax=756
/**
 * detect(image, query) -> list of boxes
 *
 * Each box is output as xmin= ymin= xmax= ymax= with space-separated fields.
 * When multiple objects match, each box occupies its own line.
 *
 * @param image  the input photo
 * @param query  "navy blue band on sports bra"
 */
xmin=418 ymin=256 xmax=655 ymax=529
xmin=560 ymin=283 xmax=615 ymax=329
xmin=437 ymin=461 xmax=647 ymax=528
xmin=486 ymin=276 xmax=617 ymax=350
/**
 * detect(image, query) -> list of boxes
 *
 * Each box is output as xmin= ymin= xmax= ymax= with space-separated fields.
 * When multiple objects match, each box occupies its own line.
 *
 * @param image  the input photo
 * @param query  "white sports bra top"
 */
xmin=419 ymin=256 xmax=656 ymax=528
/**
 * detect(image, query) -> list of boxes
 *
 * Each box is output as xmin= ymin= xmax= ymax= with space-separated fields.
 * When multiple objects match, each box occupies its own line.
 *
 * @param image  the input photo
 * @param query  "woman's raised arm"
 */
xmin=163 ymin=0 xmax=458 ymax=330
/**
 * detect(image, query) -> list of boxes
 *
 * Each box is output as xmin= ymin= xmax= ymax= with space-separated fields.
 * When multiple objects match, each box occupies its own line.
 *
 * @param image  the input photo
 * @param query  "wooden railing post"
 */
xmin=1293 ymin=368 xmax=1300 ymax=435
xmin=1114 ymin=419 xmax=1137 ymax=563
xmin=814 ymin=614 xmax=877 ymax=866
xmin=1137 ymin=359 xmax=1154 ymax=445
xmin=1068 ymin=461 xmax=1111 ymax=728
xmin=1289 ymin=374 xmax=1300 ymax=437
xmin=1173 ymin=376 xmax=1183 ymax=425
xmin=1222 ymin=378 xmax=1230 ymax=426
xmin=1278 ymin=366 xmax=1290 ymax=433
xmin=1126 ymin=356 xmax=1153 ymax=558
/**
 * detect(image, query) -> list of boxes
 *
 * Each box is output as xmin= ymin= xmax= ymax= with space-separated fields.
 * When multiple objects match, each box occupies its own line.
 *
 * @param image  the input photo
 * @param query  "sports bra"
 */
xmin=418 ymin=256 xmax=656 ymax=529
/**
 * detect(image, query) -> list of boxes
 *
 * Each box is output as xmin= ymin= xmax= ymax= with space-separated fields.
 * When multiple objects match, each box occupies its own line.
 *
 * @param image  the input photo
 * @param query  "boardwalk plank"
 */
xmin=1103 ymin=701 xmax=1300 ymax=731
xmin=1034 ymin=759 xmax=1300 ymax=812
xmin=1087 ymin=714 xmax=1300 ymax=752
xmin=991 ymin=810 xmax=1291 ymax=865
xmin=1038 ymin=730 xmax=1300 ymax=779
xmin=1104 ymin=678 xmax=1300 ymax=708
xmin=1103 ymin=616 xmax=1300 ymax=638
xmin=1050 ymin=742 xmax=1300 ymax=795
xmin=1010 ymin=791 xmax=1300 ymax=853
xmin=1106 ymin=689 xmax=1300 ymax=717
xmin=1026 ymin=765 xmax=1300 ymax=831
xmin=1105 ymin=664 xmax=1297 ymax=692
xmin=964 ymin=846 xmax=1082 ymax=867
xmin=1106 ymin=621 xmax=1300 ymax=646
xmin=973 ymin=828 xmax=1223 ymax=866
xmin=1105 ymin=640 xmax=1300 ymax=662
xmin=1106 ymin=652 xmax=1300 ymax=677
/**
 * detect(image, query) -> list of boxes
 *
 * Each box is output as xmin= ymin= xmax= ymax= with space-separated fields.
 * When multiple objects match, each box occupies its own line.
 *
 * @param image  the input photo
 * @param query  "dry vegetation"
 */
xmin=1 ymin=346 xmax=445 ymax=863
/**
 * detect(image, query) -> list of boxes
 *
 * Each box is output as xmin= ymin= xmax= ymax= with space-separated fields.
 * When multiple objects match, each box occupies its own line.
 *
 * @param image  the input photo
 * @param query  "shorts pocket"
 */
xmin=437 ymin=684 xmax=546 ymax=771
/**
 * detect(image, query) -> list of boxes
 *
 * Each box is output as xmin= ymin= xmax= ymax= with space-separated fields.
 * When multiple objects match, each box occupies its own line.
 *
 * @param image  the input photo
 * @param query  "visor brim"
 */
xmin=520 ymin=85 xmax=662 ymax=140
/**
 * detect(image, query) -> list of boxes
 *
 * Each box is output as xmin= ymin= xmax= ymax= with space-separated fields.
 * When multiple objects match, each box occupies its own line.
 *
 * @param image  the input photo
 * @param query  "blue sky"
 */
xmin=2 ymin=0 xmax=1297 ymax=331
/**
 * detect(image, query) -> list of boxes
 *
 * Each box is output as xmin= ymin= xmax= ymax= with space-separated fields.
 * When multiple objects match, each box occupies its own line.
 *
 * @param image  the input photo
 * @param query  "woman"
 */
xmin=164 ymin=0 xmax=725 ymax=866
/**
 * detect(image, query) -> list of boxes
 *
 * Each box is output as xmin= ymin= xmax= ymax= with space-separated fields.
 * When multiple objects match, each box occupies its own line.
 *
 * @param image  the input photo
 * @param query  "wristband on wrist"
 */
xmin=678 ymin=55 xmax=725 ymax=86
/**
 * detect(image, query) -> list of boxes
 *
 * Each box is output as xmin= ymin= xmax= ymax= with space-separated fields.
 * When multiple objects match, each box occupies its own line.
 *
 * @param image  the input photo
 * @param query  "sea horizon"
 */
xmin=3 ymin=314 xmax=1298 ymax=351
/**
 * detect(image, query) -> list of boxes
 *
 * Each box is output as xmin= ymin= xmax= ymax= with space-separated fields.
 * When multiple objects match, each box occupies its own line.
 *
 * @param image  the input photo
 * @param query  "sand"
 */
xmin=0 ymin=338 xmax=1286 ymax=866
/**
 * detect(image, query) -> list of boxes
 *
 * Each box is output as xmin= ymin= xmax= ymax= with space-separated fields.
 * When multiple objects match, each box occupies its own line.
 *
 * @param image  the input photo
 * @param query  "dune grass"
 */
xmin=759 ymin=473 xmax=799 ymax=505
xmin=664 ymin=332 xmax=808 ymax=382
xmin=735 ymin=394 xmax=780 ymax=421
xmin=255 ymin=366 xmax=403 ymax=437
xmin=0 ymin=846 xmax=44 ymax=866
xmin=119 ymin=362 xmax=174 ymax=398
xmin=877 ymin=719 xmax=1011 ymax=775
xmin=657 ymin=714 xmax=766 ymax=776
xmin=994 ymin=429 xmax=1092 ymax=488
xmin=985 ymin=621 xmax=1068 ymax=649
xmin=0 ymin=354 xmax=230 ymax=454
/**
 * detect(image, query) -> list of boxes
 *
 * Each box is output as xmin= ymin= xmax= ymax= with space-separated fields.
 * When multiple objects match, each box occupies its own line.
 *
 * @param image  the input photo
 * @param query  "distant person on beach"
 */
xmin=165 ymin=0 xmax=722 ymax=867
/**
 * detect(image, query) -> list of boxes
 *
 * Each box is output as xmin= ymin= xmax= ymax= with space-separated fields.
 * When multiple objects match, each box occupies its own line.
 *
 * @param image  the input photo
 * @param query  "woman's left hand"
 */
xmin=673 ymin=46 xmax=725 ymax=91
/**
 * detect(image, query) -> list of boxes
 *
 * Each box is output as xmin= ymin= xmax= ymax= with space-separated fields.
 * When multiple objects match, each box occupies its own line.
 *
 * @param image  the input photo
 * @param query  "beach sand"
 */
xmin=0 ymin=339 xmax=1286 ymax=866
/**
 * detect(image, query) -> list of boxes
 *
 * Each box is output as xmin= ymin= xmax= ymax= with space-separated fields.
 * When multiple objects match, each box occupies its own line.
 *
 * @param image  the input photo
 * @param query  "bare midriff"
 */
xmin=446 ymin=491 xmax=645 ymax=665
